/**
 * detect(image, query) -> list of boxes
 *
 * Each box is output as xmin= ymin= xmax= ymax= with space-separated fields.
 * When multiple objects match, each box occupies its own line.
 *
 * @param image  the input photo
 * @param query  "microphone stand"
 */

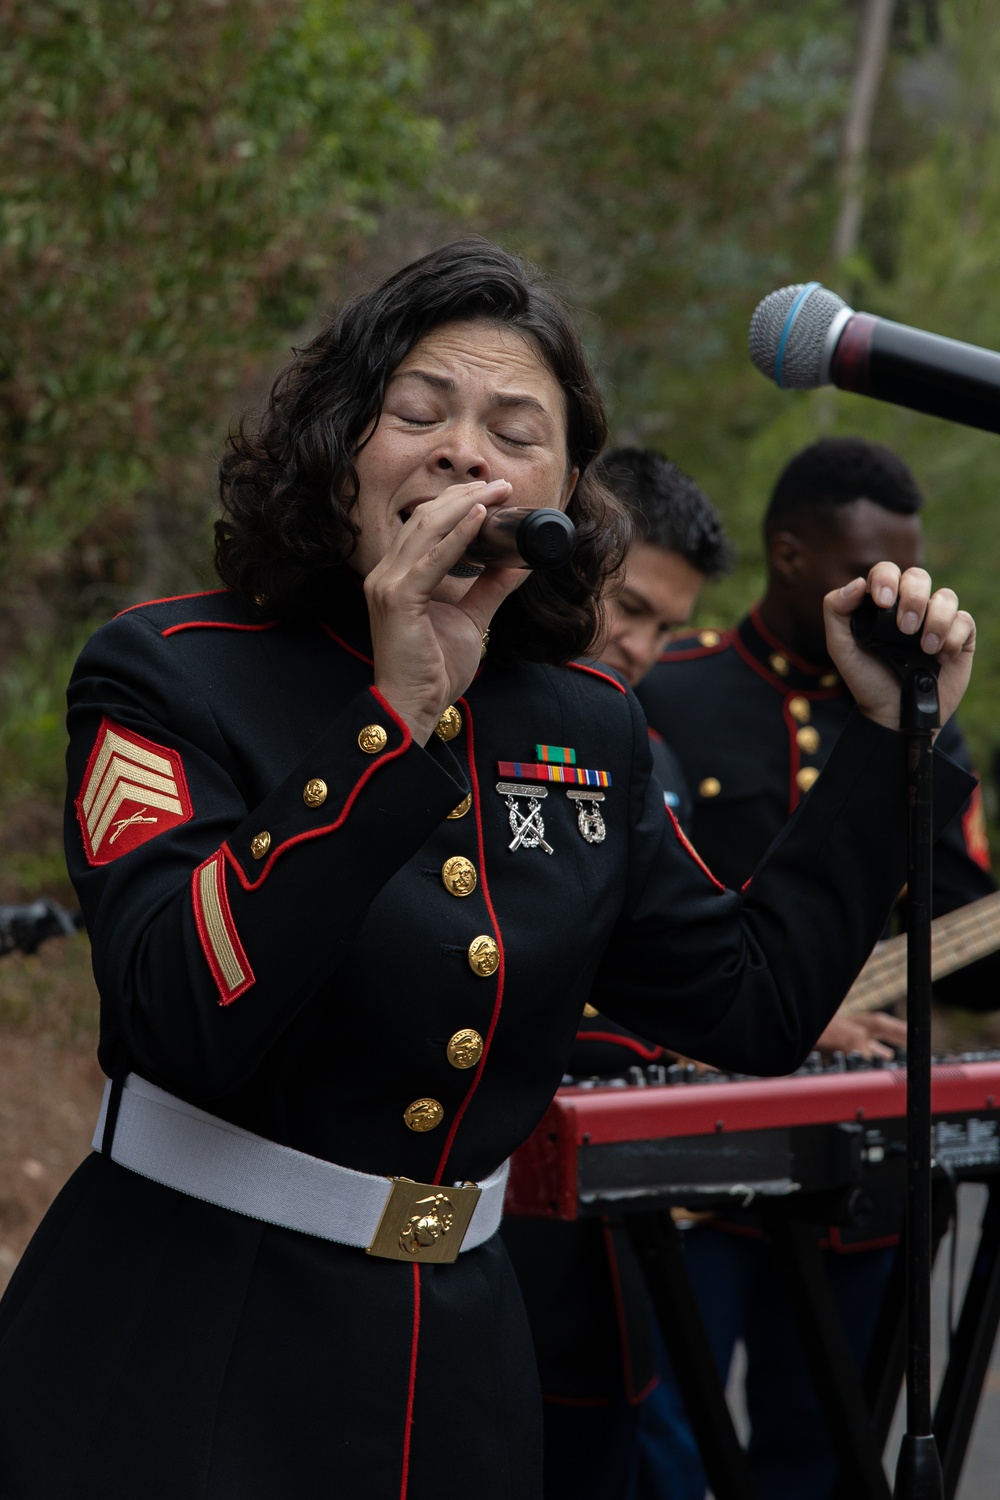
xmin=851 ymin=599 xmax=943 ymax=1500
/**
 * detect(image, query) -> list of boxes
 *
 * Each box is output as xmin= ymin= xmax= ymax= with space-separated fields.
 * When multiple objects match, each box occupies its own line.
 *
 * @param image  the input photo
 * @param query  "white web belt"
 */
xmin=93 ymin=1074 xmax=508 ymax=1262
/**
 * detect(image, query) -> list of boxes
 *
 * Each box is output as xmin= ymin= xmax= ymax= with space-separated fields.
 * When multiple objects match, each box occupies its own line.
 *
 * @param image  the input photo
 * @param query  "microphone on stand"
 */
xmin=459 ymin=507 xmax=576 ymax=571
xmin=749 ymin=281 xmax=1000 ymax=434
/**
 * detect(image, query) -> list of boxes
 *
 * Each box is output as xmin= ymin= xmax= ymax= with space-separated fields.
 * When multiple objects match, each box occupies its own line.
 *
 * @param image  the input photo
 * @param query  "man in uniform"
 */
xmin=636 ymin=435 xmax=998 ymax=1499
xmin=503 ymin=447 xmax=733 ymax=1498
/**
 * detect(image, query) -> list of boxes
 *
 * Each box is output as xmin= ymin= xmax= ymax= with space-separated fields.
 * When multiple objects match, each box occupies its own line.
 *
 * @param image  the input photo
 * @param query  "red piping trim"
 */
xmin=433 ymin=697 xmax=506 ymax=1185
xmin=782 ymin=695 xmax=803 ymax=815
xmin=713 ymin=1219 xmax=901 ymax=1253
xmin=115 ymin=588 xmax=228 ymax=618
xmin=161 ymin=619 xmax=278 ymax=637
xmin=576 ymin=1031 xmax=665 ymax=1062
xmin=603 ymin=1222 xmax=642 ymax=1403
xmin=825 ymin=1226 xmax=901 ymax=1254
xmin=730 ymin=629 xmax=843 ymax=701
xmin=961 ymin=783 xmax=991 ymax=871
xmin=568 ymin=661 xmax=627 ymax=694
xmin=656 ymin=631 xmax=732 ymax=663
xmin=731 ymin=629 xmax=797 ymax=692
xmin=321 ymin=621 xmax=375 ymax=667
xmin=224 ymin=690 xmax=412 ymax=888
xmin=666 ymin=806 xmax=725 ymax=892
xmin=749 ymin=604 xmax=826 ymax=677
xmin=191 ymin=852 xmax=256 ymax=1005
xmin=399 ymin=1263 xmax=420 ymax=1500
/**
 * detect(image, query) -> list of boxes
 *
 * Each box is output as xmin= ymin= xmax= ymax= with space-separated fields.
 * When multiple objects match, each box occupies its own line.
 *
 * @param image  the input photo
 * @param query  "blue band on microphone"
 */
xmin=774 ymin=281 xmax=821 ymax=390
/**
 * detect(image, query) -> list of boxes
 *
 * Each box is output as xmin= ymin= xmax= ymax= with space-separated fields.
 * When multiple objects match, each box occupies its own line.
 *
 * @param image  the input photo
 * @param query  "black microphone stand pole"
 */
xmin=852 ymin=599 xmax=943 ymax=1500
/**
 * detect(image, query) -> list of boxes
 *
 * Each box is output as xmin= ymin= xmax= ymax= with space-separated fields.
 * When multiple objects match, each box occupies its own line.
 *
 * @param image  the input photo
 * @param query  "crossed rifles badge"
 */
xmin=496 ymin=745 xmax=611 ymax=854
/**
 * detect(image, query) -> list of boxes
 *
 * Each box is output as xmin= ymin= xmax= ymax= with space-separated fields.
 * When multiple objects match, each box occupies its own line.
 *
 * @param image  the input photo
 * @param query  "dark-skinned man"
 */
xmin=502 ymin=447 xmax=733 ymax=1500
xmin=636 ymin=435 xmax=997 ymax=1500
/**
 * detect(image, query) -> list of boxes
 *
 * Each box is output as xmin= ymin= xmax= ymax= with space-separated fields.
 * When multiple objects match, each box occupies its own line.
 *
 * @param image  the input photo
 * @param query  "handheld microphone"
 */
xmin=460 ymin=507 xmax=576 ymax=571
xmin=749 ymin=282 xmax=1000 ymax=434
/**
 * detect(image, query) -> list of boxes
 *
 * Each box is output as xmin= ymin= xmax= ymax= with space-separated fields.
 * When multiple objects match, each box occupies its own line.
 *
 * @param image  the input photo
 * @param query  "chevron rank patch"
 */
xmin=76 ymin=717 xmax=193 ymax=865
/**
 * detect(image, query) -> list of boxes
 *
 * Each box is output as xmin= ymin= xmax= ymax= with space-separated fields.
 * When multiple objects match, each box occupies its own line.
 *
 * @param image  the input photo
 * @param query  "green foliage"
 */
xmin=0 ymin=0 xmax=437 ymax=618
xmin=0 ymin=0 xmax=441 ymax=885
xmin=6 ymin=0 xmax=1000 ymax=892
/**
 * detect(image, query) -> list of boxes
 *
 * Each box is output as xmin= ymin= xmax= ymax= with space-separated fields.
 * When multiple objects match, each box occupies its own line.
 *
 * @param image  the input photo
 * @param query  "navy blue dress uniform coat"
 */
xmin=0 ymin=582 xmax=975 ymax=1500
xmin=638 ymin=607 xmax=998 ymax=1014
xmin=502 ymin=736 xmax=691 ymax=1413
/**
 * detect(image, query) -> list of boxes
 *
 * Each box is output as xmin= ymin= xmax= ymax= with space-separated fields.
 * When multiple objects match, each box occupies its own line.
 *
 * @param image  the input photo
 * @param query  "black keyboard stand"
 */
xmin=622 ymin=1172 xmax=1000 ymax=1500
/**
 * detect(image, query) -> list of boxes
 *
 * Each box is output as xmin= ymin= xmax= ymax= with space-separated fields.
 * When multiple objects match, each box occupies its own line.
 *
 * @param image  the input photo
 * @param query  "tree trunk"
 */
xmin=831 ymin=0 xmax=896 ymax=262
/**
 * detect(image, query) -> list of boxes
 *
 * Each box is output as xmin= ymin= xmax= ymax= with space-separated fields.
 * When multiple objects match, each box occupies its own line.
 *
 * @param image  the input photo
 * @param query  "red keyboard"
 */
xmin=505 ymin=1055 xmax=1000 ymax=1220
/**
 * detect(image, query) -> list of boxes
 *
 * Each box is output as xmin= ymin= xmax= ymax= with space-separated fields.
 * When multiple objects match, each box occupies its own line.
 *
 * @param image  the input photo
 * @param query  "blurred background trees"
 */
xmin=3 ymin=0 xmax=1000 ymax=896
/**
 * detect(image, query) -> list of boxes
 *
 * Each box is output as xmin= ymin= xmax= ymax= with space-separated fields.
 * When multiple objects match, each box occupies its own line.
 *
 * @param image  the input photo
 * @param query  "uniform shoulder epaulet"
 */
xmin=567 ymin=659 xmax=628 ymax=694
xmin=657 ymin=627 xmax=732 ymax=664
xmin=115 ymin=589 xmax=277 ymax=639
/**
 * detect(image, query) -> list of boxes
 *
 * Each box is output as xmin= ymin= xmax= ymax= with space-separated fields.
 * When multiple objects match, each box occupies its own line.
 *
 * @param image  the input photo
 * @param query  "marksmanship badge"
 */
xmin=496 ymin=782 xmax=553 ymax=855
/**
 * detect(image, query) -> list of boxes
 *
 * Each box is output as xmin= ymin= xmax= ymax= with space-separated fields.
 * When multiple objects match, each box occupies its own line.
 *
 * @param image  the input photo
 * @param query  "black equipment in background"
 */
xmin=0 ymin=898 xmax=82 ymax=958
xmin=749 ymin=282 xmax=1000 ymax=435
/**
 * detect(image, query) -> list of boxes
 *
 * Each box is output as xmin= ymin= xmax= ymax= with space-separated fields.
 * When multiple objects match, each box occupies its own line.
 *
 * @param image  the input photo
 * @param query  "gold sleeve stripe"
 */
xmin=193 ymin=853 xmax=255 ymax=1005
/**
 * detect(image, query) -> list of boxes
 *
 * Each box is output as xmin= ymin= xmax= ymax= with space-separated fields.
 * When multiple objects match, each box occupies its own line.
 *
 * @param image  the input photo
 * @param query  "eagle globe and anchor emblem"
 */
xmin=399 ymin=1192 xmax=456 ymax=1256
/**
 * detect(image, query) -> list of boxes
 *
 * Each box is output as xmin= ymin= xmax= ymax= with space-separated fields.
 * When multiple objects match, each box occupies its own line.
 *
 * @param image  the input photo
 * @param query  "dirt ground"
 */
xmin=0 ymin=933 xmax=103 ymax=1294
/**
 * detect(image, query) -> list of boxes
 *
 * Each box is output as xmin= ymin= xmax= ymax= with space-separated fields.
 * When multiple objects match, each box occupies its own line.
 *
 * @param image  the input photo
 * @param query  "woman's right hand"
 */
xmin=365 ymin=479 xmax=527 ymax=744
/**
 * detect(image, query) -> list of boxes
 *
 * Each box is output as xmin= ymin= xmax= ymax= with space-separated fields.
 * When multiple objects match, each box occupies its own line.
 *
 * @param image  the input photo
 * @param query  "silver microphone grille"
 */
xmin=749 ymin=282 xmax=851 ymax=389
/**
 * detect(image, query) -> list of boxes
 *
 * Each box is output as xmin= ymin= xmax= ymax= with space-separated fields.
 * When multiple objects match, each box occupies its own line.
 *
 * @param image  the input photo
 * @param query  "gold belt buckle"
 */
xmin=367 ymin=1177 xmax=482 ymax=1263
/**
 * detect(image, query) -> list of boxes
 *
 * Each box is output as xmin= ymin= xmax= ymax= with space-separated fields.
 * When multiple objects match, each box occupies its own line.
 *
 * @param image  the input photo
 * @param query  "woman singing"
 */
xmin=0 ymin=240 xmax=976 ymax=1499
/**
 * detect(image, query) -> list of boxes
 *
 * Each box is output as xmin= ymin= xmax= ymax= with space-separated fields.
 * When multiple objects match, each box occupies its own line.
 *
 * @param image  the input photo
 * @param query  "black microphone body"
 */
xmin=461 ymin=507 xmax=576 ymax=570
xmin=832 ymin=313 xmax=1000 ymax=434
xmin=749 ymin=281 xmax=1000 ymax=435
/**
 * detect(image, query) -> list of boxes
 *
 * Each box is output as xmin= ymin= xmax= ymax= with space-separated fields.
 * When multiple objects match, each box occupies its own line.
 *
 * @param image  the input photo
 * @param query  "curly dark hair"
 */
xmin=215 ymin=238 xmax=630 ymax=664
xmin=595 ymin=447 xmax=734 ymax=578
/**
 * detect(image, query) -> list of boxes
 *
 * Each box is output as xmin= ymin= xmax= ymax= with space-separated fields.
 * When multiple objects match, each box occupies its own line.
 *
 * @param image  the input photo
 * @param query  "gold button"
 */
xmin=699 ymin=777 xmax=721 ymax=799
xmin=250 ymin=831 xmax=271 ymax=860
xmin=447 ymin=1029 xmax=484 ymax=1069
xmin=582 ymin=1003 xmax=599 ymax=1019
xmin=797 ymin=766 xmax=820 ymax=793
xmin=358 ymin=724 xmax=388 ymax=754
xmin=404 ymin=1098 xmax=444 ymax=1132
xmin=769 ymin=653 xmax=790 ymax=677
xmin=442 ymin=856 xmax=477 ymax=897
xmin=819 ymin=672 xmax=839 ymax=688
xmin=788 ymin=696 xmax=811 ymax=724
xmin=447 ymin=793 xmax=472 ymax=820
xmin=435 ymin=705 xmax=462 ymax=742
xmin=468 ymin=934 xmax=500 ymax=977
xmin=699 ymin=629 xmax=721 ymax=647
xmin=303 ymin=778 xmax=328 ymax=808
xmin=797 ymin=726 xmax=821 ymax=754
